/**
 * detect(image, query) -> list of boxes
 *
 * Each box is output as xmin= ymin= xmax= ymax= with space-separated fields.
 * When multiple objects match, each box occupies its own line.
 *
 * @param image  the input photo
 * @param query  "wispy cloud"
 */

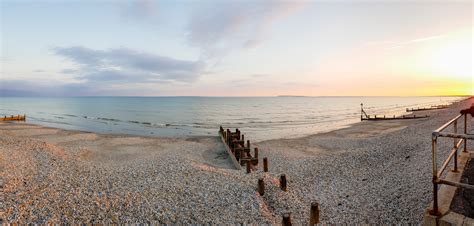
xmin=187 ymin=0 xmax=308 ymax=58
xmin=386 ymin=34 xmax=446 ymax=50
xmin=120 ymin=0 xmax=158 ymax=21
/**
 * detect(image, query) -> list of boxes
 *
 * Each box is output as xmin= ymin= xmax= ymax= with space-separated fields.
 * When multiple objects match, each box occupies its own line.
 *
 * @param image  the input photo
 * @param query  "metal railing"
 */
xmin=430 ymin=113 xmax=473 ymax=216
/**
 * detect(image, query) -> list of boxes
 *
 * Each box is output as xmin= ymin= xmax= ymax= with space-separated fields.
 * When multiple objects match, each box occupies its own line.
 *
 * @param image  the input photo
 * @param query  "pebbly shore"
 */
xmin=1 ymin=97 xmax=473 ymax=224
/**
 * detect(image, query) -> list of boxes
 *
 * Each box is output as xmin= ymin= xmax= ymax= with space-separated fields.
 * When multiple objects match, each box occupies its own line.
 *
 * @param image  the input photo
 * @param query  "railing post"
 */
xmin=454 ymin=120 xmax=458 ymax=147
xmin=430 ymin=136 xmax=440 ymax=216
xmin=453 ymin=120 xmax=458 ymax=172
xmin=464 ymin=114 xmax=468 ymax=152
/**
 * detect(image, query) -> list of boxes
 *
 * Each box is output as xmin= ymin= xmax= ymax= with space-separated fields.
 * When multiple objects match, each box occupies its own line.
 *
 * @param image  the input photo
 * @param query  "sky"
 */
xmin=0 ymin=0 xmax=472 ymax=96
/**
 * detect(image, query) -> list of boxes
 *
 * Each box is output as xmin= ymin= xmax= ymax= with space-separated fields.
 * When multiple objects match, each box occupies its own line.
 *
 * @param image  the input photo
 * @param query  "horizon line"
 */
xmin=1 ymin=95 xmax=472 ymax=98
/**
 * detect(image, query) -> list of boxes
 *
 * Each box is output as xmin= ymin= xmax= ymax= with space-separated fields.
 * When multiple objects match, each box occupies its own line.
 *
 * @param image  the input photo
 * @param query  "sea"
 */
xmin=0 ymin=96 xmax=465 ymax=141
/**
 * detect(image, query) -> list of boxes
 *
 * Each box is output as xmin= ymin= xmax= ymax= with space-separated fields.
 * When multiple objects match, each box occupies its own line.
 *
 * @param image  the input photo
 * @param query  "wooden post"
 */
xmin=258 ymin=178 xmax=264 ymax=196
xmin=280 ymin=174 xmax=287 ymax=191
xmin=309 ymin=202 xmax=320 ymax=225
xmin=254 ymin=147 xmax=259 ymax=159
xmin=236 ymin=148 xmax=241 ymax=162
xmin=263 ymin=157 xmax=268 ymax=172
xmin=246 ymin=161 xmax=251 ymax=173
xmin=247 ymin=140 xmax=250 ymax=148
xmin=282 ymin=213 xmax=292 ymax=226
xmin=453 ymin=120 xmax=458 ymax=172
xmin=464 ymin=114 xmax=468 ymax=152
xmin=241 ymin=134 xmax=244 ymax=142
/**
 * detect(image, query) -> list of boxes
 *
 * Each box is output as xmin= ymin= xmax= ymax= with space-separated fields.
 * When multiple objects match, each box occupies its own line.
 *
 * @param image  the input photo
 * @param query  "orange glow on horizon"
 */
xmin=304 ymin=29 xmax=472 ymax=97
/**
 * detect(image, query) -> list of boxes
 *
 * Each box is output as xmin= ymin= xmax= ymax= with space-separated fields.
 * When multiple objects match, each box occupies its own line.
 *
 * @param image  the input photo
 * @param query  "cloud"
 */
xmin=120 ymin=0 xmax=158 ymax=21
xmin=187 ymin=0 xmax=308 ymax=57
xmin=385 ymin=34 xmax=447 ymax=50
xmin=1 ymin=46 xmax=205 ymax=96
xmin=0 ymin=80 xmax=96 ymax=97
xmin=53 ymin=46 xmax=204 ymax=83
xmin=0 ymin=78 xmax=175 ymax=97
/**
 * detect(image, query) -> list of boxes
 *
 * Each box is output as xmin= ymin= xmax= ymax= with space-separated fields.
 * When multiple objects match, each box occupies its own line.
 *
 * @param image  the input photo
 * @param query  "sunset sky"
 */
xmin=1 ymin=0 xmax=472 ymax=96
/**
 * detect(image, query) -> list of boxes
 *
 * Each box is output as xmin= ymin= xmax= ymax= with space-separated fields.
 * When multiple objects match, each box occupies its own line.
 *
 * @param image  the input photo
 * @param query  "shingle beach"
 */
xmin=1 ymin=97 xmax=473 ymax=224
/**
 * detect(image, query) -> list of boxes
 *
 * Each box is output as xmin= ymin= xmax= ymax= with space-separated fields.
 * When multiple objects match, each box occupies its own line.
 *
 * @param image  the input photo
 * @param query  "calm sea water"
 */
xmin=0 ymin=96 xmax=464 ymax=141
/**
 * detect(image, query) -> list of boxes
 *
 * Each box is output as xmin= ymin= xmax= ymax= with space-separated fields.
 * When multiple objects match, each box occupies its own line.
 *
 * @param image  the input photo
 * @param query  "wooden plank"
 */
xmin=219 ymin=131 xmax=242 ymax=170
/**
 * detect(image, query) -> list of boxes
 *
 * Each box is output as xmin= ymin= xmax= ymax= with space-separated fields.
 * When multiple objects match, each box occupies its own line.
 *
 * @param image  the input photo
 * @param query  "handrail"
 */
xmin=433 ymin=114 xmax=462 ymax=133
xmin=436 ymin=133 xmax=474 ymax=139
xmin=439 ymin=179 xmax=474 ymax=190
xmin=430 ymin=112 xmax=471 ymax=216
xmin=437 ymin=139 xmax=464 ymax=178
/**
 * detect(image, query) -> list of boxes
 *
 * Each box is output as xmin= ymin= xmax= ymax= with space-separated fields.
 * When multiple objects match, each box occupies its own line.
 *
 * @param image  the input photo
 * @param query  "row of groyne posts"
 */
xmin=360 ymin=103 xmax=429 ymax=121
xmin=0 ymin=114 xmax=26 ymax=121
xmin=219 ymin=126 xmax=320 ymax=225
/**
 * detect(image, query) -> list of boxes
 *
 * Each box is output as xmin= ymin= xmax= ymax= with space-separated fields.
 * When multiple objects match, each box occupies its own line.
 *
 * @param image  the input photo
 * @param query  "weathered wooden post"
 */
xmin=263 ymin=157 xmax=268 ymax=172
xmin=453 ymin=119 xmax=458 ymax=172
xmin=236 ymin=148 xmax=241 ymax=161
xmin=241 ymin=134 xmax=244 ymax=142
xmin=247 ymin=140 xmax=250 ymax=148
xmin=246 ymin=161 xmax=251 ymax=174
xmin=254 ymin=147 xmax=259 ymax=159
xmin=282 ymin=213 xmax=292 ymax=226
xmin=309 ymin=202 xmax=320 ymax=225
xmin=258 ymin=178 xmax=265 ymax=196
xmin=464 ymin=113 xmax=468 ymax=152
xmin=280 ymin=174 xmax=287 ymax=191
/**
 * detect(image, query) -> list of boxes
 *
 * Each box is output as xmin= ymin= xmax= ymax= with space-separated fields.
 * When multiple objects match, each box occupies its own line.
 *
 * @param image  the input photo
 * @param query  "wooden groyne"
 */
xmin=361 ymin=104 xmax=429 ymax=121
xmin=406 ymin=105 xmax=449 ymax=112
xmin=219 ymin=126 xmax=258 ymax=171
xmin=218 ymin=126 xmax=321 ymax=224
xmin=0 ymin=114 xmax=26 ymax=121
